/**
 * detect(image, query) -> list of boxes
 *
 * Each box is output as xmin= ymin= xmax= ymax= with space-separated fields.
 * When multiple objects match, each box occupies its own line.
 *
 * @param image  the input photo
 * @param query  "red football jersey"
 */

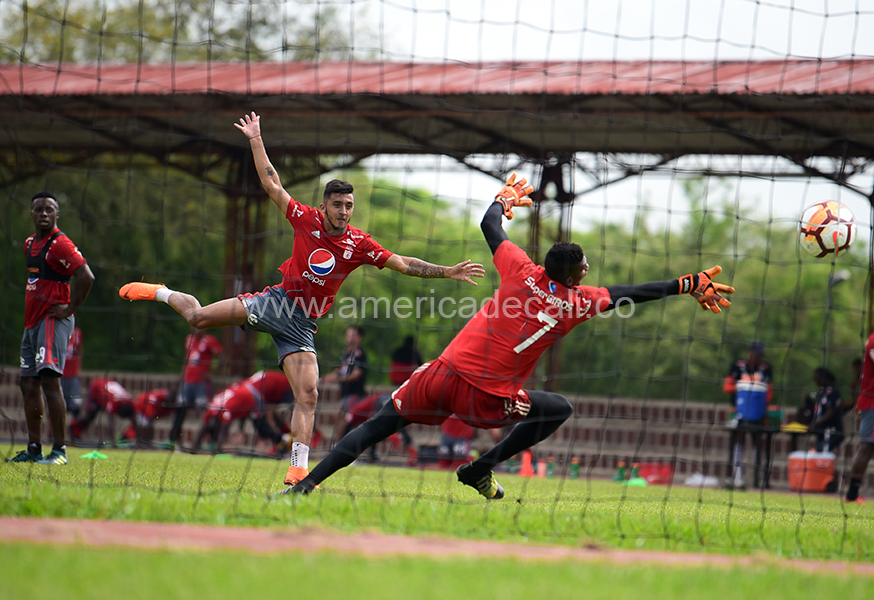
xmin=24 ymin=228 xmax=87 ymax=328
xmin=440 ymin=241 xmax=611 ymax=397
xmin=88 ymin=377 xmax=133 ymax=415
xmin=858 ymin=332 xmax=874 ymax=411
xmin=183 ymin=333 xmax=223 ymax=384
xmin=134 ymin=388 xmax=173 ymax=419
xmin=278 ymin=197 xmax=392 ymax=317
xmin=205 ymin=383 xmax=257 ymax=424
xmin=62 ymin=327 xmax=83 ymax=377
xmin=243 ymin=370 xmax=292 ymax=404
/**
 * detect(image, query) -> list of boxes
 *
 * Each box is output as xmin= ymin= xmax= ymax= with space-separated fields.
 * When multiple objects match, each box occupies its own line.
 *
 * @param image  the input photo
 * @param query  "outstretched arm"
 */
xmin=481 ymin=202 xmax=509 ymax=255
xmin=383 ymin=254 xmax=485 ymax=286
xmin=604 ymin=266 xmax=735 ymax=314
xmin=234 ymin=112 xmax=291 ymax=214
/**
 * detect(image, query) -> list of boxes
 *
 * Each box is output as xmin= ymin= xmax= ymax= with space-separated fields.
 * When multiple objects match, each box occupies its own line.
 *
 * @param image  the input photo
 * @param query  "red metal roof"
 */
xmin=2 ymin=60 xmax=874 ymax=97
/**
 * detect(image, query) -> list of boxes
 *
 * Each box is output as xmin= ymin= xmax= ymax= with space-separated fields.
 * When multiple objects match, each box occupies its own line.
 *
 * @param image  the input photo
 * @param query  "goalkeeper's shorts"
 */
xmin=390 ymin=358 xmax=529 ymax=429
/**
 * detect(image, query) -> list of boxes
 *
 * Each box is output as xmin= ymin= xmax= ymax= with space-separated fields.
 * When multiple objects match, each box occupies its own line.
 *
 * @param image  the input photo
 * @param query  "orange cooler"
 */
xmin=787 ymin=451 xmax=835 ymax=492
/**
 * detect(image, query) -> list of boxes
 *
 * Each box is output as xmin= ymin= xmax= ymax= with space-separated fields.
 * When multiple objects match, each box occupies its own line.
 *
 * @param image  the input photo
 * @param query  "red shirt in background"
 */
xmin=62 ymin=327 xmax=83 ymax=377
xmin=857 ymin=332 xmax=874 ymax=411
xmin=183 ymin=333 xmax=224 ymax=384
xmin=134 ymin=388 xmax=174 ymax=420
xmin=88 ymin=377 xmax=133 ymax=415
xmin=24 ymin=228 xmax=86 ymax=328
xmin=441 ymin=414 xmax=476 ymax=440
xmin=244 ymin=370 xmax=292 ymax=404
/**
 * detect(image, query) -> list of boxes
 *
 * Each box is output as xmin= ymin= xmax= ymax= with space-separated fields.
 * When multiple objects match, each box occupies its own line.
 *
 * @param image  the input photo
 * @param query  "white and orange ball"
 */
xmin=799 ymin=201 xmax=855 ymax=258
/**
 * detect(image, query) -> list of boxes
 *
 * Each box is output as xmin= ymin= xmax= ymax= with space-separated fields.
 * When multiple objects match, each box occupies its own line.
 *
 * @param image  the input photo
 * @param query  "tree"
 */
xmin=0 ymin=0 xmax=374 ymax=63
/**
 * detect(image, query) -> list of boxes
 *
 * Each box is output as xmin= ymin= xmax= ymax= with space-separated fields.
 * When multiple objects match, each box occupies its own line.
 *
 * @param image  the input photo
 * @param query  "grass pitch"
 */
xmin=3 ymin=542 xmax=873 ymax=600
xmin=1 ymin=448 xmax=872 ymax=561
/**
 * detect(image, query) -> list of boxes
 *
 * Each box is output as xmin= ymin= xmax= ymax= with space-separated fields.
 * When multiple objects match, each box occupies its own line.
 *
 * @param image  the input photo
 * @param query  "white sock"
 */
xmin=155 ymin=287 xmax=175 ymax=303
xmin=290 ymin=442 xmax=310 ymax=468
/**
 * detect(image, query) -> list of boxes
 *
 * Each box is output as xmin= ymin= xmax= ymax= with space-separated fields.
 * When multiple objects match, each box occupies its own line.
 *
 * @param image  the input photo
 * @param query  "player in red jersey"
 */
xmin=6 ymin=192 xmax=94 ymax=466
xmin=70 ymin=377 xmax=135 ymax=443
xmin=166 ymin=329 xmax=224 ymax=448
xmin=846 ymin=332 xmax=874 ymax=503
xmin=289 ymin=175 xmax=734 ymax=498
xmin=129 ymin=388 xmax=175 ymax=445
xmin=119 ymin=113 xmax=484 ymax=485
xmin=192 ymin=370 xmax=294 ymax=453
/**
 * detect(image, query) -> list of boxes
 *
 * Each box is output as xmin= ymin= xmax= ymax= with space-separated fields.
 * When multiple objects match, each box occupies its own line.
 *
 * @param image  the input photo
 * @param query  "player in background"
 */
xmin=322 ymin=325 xmax=368 ymax=447
xmin=166 ymin=329 xmax=224 ymax=449
xmin=60 ymin=326 xmax=84 ymax=417
xmin=128 ymin=387 xmax=175 ymax=446
xmin=723 ymin=342 xmax=773 ymax=489
xmin=119 ymin=112 xmax=484 ymax=486
xmin=389 ymin=336 xmax=423 ymax=386
xmin=7 ymin=192 xmax=94 ymax=465
xmin=846 ymin=331 xmax=874 ymax=503
xmin=70 ymin=377 xmax=135 ymax=444
xmin=289 ymin=175 xmax=735 ymax=498
xmin=192 ymin=370 xmax=293 ymax=454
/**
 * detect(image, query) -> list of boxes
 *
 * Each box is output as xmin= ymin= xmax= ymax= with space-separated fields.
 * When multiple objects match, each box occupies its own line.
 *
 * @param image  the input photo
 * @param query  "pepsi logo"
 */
xmin=28 ymin=277 xmax=39 ymax=284
xmin=548 ymin=281 xmax=557 ymax=293
xmin=308 ymin=249 xmax=336 ymax=276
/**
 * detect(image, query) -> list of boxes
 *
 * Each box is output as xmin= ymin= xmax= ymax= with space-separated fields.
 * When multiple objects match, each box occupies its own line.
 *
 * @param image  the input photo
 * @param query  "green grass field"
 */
xmin=2 ymin=448 xmax=873 ymax=562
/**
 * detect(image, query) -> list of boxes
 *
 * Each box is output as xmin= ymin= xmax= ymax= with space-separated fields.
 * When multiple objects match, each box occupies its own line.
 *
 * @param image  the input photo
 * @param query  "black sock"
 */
xmin=53 ymin=443 xmax=66 ymax=454
xmin=846 ymin=478 xmax=862 ymax=501
xmin=475 ymin=391 xmax=572 ymax=471
xmin=27 ymin=442 xmax=41 ymax=456
xmin=307 ymin=402 xmax=409 ymax=485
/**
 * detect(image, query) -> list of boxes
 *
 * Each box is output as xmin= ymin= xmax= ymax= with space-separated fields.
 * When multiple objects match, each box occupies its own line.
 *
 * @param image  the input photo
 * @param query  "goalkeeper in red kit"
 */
xmin=289 ymin=175 xmax=735 ymax=499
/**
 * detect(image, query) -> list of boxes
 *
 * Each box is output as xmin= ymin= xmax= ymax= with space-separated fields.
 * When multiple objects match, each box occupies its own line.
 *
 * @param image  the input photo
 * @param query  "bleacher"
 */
xmin=2 ymin=366 xmax=871 ymax=490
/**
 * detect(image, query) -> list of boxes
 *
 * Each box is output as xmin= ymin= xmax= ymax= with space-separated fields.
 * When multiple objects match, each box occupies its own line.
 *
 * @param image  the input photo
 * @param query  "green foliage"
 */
xmin=0 ymin=0 xmax=373 ymax=63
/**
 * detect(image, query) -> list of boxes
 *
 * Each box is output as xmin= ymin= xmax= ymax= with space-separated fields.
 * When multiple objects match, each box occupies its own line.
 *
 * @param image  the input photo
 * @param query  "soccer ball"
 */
xmin=798 ymin=201 xmax=855 ymax=258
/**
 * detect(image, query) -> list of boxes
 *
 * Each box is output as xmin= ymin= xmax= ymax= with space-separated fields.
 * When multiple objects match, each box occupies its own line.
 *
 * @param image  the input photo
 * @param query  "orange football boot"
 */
xmin=119 ymin=282 xmax=166 ymax=301
xmin=284 ymin=465 xmax=310 ymax=486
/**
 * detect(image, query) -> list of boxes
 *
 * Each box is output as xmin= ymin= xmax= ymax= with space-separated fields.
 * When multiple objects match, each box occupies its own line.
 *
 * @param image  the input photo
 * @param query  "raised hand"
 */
xmin=679 ymin=265 xmax=735 ymax=314
xmin=494 ymin=173 xmax=535 ymax=220
xmin=234 ymin=112 xmax=262 ymax=140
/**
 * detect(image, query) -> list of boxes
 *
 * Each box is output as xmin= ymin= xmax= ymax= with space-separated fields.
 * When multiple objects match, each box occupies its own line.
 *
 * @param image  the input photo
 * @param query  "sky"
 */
xmin=321 ymin=0 xmax=874 ymax=249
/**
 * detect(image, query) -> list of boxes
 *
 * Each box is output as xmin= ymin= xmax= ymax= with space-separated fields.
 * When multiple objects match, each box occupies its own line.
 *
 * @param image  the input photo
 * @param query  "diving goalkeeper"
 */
xmin=289 ymin=175 xmax=735 ymax=499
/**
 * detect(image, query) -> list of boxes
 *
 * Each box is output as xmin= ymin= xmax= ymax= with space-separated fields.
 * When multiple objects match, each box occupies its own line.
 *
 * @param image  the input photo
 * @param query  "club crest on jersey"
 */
xmin=308 ymin=249 xmax=336 ymax=276
xmin=343 ymin=249 xmax=353 ymax=260
xmin=548 ymin=281 xmax=557 ymax=293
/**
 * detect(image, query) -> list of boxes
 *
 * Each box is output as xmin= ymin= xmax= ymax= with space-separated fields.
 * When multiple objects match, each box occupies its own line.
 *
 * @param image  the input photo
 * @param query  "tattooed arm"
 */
xmin=383 ymin=255 xmax=485 ymax=286
xmin=234 ymin=112 xmax=291 ymax=214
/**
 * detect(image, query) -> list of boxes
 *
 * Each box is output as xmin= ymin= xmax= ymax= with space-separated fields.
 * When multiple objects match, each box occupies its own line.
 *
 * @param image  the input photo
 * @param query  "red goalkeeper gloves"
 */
xmin=495 ymin=173 xmax=534 ymax=220
xmin=678 ymin=265 xmax=735 ymax=314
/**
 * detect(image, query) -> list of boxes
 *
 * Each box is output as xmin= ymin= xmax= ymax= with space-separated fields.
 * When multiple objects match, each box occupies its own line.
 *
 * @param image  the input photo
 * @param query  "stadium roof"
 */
xmin=2 ymin=59 xmax=874 ymax=161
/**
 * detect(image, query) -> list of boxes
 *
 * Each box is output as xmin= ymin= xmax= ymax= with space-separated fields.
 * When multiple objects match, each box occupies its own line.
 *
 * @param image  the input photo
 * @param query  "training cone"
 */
xmin=80 ymin=450 xmax=108 ymax=460
xmin=518 ymin=450 xmax=535 ymax=477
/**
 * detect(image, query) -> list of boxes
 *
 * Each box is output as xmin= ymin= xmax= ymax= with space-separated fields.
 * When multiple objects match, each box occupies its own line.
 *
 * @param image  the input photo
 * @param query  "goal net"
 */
xmin=1 ymin=0 xmax=873 ymax=558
